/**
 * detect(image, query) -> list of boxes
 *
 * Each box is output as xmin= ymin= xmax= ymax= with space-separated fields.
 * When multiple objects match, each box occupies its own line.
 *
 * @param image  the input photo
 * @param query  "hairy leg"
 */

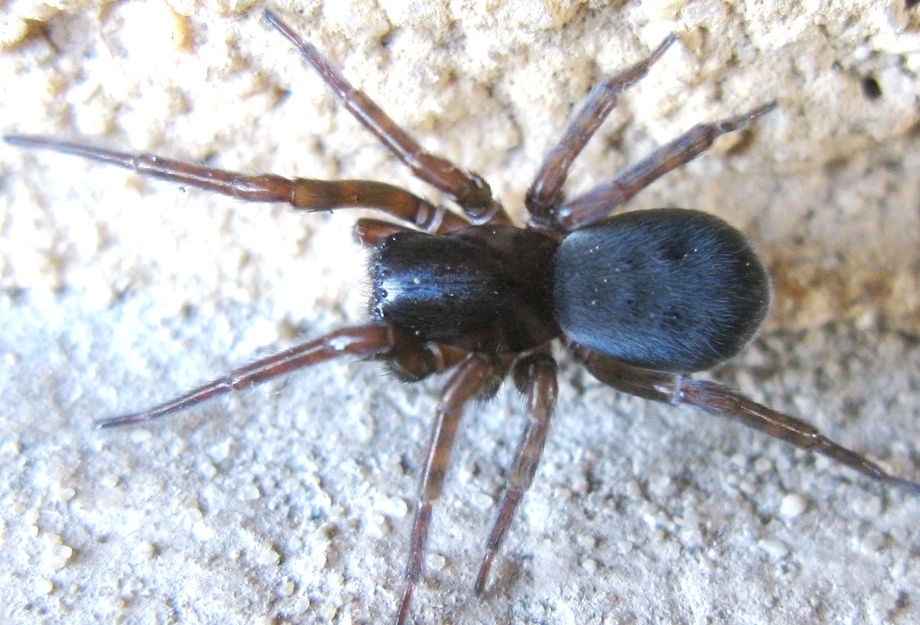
xmin=265 ymin=10 xmax=511 ymax=226
xmin=526 ymin=33 xmax=677 ymax=228
xmin=396 ymin=353 xmax=504 ymax=625
xmin=556 ymin=101 xmax=776 ymax=231
xmin=95 ymin=325 xmax=442 ymax=428
xmin=475 ymin=352 xmax=558 ymax=595
xmin=574 ymin=347 xmax=920 ymax=494
xmin=3 ymin=135 xmax=469 ymax=233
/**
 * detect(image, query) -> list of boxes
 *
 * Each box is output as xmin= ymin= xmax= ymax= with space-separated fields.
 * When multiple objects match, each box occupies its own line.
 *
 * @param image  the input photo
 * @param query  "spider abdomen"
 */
xmin=554 ymin=208 xmax=770 ymax=372
xmin=370 ymin=226 xmax=561 ymax=353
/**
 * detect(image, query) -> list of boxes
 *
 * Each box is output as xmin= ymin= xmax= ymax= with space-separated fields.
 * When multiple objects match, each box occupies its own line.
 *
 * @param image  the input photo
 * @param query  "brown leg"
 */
xmin=526 ymin=34 xmax=677 ymax=228
xmin=95 ymin=324 xmax=443 ymax=428
xmin=575 ymin=348 xmax=920 ymax=495
xmin=355 ymin=218 xmax=417 ymax=247
xmin=396 ymin=353 xmax=503 ymax=625
xmin=354 ymin=210 xmax=470 ymax=249
xmin=264 ymin=10 xmax=512 ymax=227
xmin=555 ymin=101 xmax=776 ymax=231
xmin=475 ymin=352 xmax=557 ymax=595
xmin=2 ymin=135 xmax=468 ymax=232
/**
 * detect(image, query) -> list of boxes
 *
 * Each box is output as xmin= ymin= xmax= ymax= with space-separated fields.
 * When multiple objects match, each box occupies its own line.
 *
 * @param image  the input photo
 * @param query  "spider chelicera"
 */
xmin=6 ymin=9 xmax=919 ymax=624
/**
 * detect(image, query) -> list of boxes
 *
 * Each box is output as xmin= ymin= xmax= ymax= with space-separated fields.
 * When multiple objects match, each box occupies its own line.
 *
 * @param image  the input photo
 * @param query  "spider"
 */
xmin=5 ymin=9 xmax=919 ymax=624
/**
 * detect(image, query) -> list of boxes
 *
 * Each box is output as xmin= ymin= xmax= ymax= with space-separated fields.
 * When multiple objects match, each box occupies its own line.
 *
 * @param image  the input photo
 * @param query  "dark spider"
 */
xmin=5 ymin=9 xmax=919 ymax=624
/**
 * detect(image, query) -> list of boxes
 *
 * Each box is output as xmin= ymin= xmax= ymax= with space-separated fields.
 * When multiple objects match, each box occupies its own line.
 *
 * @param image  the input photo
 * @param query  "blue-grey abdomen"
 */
xmin=554 ymin=209 xmax=769 ymax=372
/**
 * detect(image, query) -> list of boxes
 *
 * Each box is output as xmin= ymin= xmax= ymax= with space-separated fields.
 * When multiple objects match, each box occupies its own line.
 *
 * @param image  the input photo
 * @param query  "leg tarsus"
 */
xmin=714 ymin=100 xmax=777 ymax=133
xmin=394 ymin=501 xmax=431 ymax=625
xmin=96 ymin=379 xmax=231 ymax=428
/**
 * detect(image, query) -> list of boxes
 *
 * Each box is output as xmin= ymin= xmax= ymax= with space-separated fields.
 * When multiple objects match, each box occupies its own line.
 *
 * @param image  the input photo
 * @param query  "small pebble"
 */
xmin=778 ymin=493 xmax=807 ymax=519
xmin=759 ymin=537 xmax=789 ymax=559
xmin=35 ymin=579 xmax=54 ymax=595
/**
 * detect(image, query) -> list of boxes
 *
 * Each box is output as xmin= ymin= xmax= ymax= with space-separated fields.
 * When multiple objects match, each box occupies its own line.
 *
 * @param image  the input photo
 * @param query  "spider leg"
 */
xmin=264 ymin=10 xmax=512 ymax=227
xmin=3 ymin=134 xmax=469 ymax=234
xmin=575 ymin=348 xmax=920 ymax=495
xmin=95 ymin=324 xmax=442 ymax=428
xmin=555 ymin=100 xmax=777 ymax=231
xmin=355 ymin=217 xmax=418 ymax=247
xmin=396 ymin=353 xmax=504 ymax=625
xmin=475 ymin=352 xmax=558 ymax=596
xmin=353 ymin=216 xmax=475 ymax=247
xmin=526 ymin=33 xmax=677 ymax=228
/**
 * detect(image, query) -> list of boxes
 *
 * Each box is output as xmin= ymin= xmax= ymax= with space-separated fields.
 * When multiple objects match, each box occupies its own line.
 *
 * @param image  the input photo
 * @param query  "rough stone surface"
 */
xmin=2 ymin=1 xmax=919 ymax=624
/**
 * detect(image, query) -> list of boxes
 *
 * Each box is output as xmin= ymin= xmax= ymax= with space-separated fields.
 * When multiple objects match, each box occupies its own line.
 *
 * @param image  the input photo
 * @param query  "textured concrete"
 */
xmin=2 ymin=1 xmax=919 ymax=623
